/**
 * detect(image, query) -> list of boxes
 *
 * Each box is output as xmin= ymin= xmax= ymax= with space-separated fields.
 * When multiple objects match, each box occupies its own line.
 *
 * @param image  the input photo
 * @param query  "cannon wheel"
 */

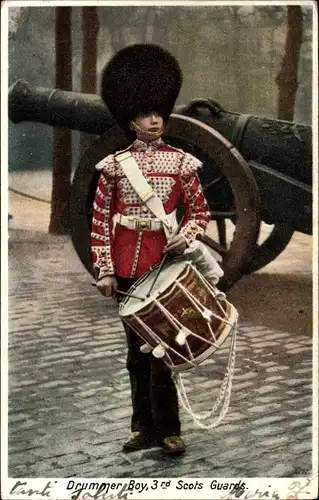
xmin=244 ymin=223 xmax=295 ymax=274
xmin=201 ymin=173 xmax=295 ymax=274
xmin=179 ymin=99 xmax=297 ymax=274
xmin=70 ymin=115 xmax=261 ymax=290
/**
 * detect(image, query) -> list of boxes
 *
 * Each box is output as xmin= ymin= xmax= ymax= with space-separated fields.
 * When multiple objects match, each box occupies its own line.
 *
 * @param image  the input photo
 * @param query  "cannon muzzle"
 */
xmin=9 ymin=80 xmax=312 ymax=187
xmin=9 ymin=79 xmax=115 ymax=133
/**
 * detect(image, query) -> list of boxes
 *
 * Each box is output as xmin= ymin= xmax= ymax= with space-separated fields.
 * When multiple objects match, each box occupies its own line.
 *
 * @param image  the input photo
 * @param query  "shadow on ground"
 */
xmin=228 ymin=272 xmax=312 ymax=337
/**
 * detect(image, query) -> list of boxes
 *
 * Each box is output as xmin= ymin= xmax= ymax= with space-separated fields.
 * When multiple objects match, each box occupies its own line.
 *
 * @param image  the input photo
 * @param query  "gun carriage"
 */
xmin=9 ymin=80 xmax=312 ymax=290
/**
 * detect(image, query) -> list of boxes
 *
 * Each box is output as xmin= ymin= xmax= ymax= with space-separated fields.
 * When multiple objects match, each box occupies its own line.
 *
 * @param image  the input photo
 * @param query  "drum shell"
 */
xmin=121 ymin=264 xmax=236 ymax=370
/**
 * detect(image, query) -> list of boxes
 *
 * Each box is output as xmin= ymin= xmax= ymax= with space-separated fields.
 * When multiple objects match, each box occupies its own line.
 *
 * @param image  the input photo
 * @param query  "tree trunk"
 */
xmin=276 ymin=6 xmax=303 ymax=120
xmin=80 ymin=7 xmax=100 ymax=155
xmin=49 ymin=7 xmax=72 ymax=234
xmin=143 ymin=8 xmax=156 ymax=43
xmin=230 ymin=7 xmax=245 ymax=111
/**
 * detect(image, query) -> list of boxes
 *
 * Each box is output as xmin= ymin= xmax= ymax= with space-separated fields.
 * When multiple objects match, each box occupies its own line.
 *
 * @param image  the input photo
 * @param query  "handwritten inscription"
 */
xmin=221 ymin=485 xmax=280 ymax=500
xmin=10 ymin=481 xmax=57 ymax=497
xmin=221 ymin=479 xmax=313 ymax=500
xmin=286 ymin=479 xmax=312 ymax=499
xmin=67 ymin=481 xmax=131 ymax=500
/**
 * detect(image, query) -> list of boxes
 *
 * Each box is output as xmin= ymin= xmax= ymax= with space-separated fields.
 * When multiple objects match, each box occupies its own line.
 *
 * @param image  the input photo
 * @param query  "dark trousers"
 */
xmin=117 ymin=277 xmax=181 ymax=440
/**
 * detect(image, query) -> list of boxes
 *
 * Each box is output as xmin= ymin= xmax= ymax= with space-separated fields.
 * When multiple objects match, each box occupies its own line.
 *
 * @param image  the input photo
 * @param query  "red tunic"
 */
xmin=91 ymin=137 xmax=211 ymax=279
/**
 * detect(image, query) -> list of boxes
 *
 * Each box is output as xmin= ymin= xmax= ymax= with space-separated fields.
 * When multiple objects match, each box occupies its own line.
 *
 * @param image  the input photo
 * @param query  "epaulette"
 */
xmin=114 ymin=143 xmax=134 ymax=159
xmin=95 ymin=154 xmax=115 ymax=173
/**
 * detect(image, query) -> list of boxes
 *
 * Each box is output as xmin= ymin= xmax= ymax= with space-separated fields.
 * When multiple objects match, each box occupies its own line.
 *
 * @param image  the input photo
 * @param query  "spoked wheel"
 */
xmin=70 ymin=115 xmax=261 ymax=291
xmin=200 ymin=173 xmax=237 ymax=259
xmin=166 ymin=115 xmax=261 ymax=290
xmin=244 ymin=223 xmax=295 ymax=274
xmin=202 ymin=170 xmax=295 ymax=273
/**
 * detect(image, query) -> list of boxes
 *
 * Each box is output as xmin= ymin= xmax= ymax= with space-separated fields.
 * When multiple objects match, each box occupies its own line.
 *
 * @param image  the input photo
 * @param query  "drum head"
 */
xmin=120 ymin=258 xmax=189 ymax=317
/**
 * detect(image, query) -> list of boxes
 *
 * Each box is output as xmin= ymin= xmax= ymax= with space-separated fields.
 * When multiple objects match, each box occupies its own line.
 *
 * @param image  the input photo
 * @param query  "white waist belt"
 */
xmin=114 ymin=214 xmax=164 ymax=232
xmin=113 ymin=211 xmax=177 ymax=233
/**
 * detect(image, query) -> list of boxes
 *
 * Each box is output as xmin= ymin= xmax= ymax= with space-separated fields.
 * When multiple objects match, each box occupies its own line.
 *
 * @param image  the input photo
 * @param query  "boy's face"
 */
xmin=131 ymin=112 xmax=164 ymax=142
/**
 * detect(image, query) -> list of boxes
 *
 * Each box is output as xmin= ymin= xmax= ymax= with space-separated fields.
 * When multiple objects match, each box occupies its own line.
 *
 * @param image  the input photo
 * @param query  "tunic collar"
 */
xmin=132 ymin=137 xmax=164 ymax=152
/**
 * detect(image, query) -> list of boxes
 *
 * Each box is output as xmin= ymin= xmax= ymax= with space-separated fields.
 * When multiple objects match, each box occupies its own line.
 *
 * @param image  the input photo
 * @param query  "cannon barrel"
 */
xmin=9 ymin=79 xmax=312 ymax=186
xmin=9 ymin=79 xmax=116 ymax=132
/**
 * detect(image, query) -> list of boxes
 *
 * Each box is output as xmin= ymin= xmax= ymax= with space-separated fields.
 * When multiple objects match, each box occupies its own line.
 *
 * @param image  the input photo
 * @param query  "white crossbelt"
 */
xmin=115 ymin=151 xmax=178 ymax=238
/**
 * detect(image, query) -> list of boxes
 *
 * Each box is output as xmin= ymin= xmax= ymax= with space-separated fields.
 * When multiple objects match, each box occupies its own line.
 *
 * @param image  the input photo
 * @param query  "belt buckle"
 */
xmin=135 ymin=219 xmax=152 ymax=231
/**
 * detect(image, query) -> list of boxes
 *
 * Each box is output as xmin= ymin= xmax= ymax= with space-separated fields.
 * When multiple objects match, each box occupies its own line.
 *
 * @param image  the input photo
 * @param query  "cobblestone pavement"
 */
xmin=7 ymin=230 xmax=313 ymax=478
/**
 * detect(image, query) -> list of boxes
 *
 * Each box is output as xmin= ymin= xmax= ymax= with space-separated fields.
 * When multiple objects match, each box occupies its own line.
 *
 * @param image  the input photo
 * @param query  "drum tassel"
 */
xmin=172 ymin=319 xmax=237 ymax=429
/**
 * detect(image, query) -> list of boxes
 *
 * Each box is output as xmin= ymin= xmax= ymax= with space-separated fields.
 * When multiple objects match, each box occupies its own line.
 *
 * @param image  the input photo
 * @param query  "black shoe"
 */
xmin=122 ymin=431 xmax=157 ymax=452
xmin=161 ymin=436 xmax=186 ymax=455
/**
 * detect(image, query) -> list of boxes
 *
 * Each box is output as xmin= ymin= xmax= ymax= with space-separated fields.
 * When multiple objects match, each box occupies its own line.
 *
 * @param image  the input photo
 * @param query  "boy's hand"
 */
xmin=96 ymin=276 xmax=118 ymax=297
xmin=164 ymin=234 xmax=188 ymax=255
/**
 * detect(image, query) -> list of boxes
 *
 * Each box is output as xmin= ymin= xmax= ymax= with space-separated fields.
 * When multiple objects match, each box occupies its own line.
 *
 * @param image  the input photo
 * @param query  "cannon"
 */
xmin=9 ymin=80 xmax=312 ymax=289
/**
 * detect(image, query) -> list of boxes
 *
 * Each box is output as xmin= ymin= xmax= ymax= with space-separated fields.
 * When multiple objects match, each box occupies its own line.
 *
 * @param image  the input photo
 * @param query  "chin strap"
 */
xmin=131 ymin=120 xmax=164 ymax=138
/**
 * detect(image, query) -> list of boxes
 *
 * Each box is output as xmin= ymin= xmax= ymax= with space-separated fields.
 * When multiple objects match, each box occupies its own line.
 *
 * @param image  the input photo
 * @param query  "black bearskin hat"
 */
xmin=101 ymin=44 xmax=182 ymax=132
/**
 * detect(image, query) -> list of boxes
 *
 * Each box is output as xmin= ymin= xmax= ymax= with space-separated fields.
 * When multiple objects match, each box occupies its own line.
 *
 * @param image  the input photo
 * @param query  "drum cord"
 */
xmin=172 ymin=317 xmax=237 ymax=429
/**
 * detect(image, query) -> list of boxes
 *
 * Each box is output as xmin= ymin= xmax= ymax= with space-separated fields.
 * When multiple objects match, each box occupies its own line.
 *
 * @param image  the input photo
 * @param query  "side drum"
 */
xmin=119 ymin=259 xmax=238 ymax=371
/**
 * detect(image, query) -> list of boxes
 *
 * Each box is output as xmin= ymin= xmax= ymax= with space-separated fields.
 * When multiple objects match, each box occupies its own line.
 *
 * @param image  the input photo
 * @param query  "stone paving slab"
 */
xmin=6 ymin=231 xmax=313 ymax=478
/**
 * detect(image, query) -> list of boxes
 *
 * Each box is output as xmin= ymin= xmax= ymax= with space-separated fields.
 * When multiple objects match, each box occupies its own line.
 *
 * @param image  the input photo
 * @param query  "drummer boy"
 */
xmin=90 ymin=44 xmax=211 ymax=455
